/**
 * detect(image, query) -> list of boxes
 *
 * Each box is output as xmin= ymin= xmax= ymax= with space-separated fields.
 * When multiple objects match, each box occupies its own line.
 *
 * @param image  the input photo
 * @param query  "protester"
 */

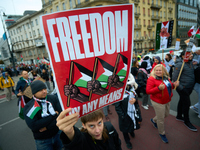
xmin=142 ymin=56 xmax=153 ymax=74
xmin=164 ymin=54 xmax=174 ymax=80
xmin=56 ymin=109 xmax=122 ymax=150
xmin=190 ymin=49 xmax=200 ymax=118
xmin=170 ymin=50 xmax=176 ymax=62
xmin=146 ymin=64 xmax=179 ymax=143
xmin=0 ymin=72 xmax=15 ymax=101
xmin=150 ymin=56 xmax=166 ymax=72
xmin=28 ymin=69 xmax=40 ymax=79
xmin=24 ymin=80 xmax=63 ymax=150
xmin=15 ymin=70 xmax=33 ymax=103
xmin=115 ymin=77 xmax=140 ymax=149
xmin=172 ymin=51 xmax=197 ymax=131
xmin=41 ymin=69 xmax=50 ymax=93
xmin=137 ymin=62 xmax=150 ymax=110
xmin=131 ymin=60 xmax=139 ymax=77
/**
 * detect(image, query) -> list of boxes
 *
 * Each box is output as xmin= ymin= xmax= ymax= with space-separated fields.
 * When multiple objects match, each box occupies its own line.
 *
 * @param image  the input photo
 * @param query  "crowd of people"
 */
xmin=1 ymin=49 xmax=199 ymax=150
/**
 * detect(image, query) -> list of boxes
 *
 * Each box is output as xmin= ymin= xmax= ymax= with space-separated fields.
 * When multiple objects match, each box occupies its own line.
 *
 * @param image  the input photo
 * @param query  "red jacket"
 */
xmin=150 ymin=62 xmax=166 ymax=72
xmin=146 ymin=76 xmax=174 ymax=104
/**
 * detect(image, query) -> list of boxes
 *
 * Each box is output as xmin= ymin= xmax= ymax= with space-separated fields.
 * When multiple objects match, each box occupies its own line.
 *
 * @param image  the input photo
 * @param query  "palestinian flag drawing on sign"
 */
xmin=155 ymin=20 xmax=174 ymax=50
xmin=116 ymin=54 xmax=128 ymax=82
xmin=95 ymin=58 xmax=114 ymax=88
xmin=26 ymin=100 xmax=41 ymax=119
xmin=72 ymin=62 xmax=93 ymax=88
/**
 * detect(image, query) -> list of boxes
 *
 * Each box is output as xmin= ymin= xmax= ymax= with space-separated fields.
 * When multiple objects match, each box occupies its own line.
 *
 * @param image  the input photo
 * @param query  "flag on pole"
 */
xmin=19 ymin=96 xmax=26 ymax=119
xmin=3 ymin=33 xmax=7 ymax=40
xmin=20 ymin=55 xmax=23 ymax=62
xmin=155 ymin=20 xmax=174 ymax=50
xmin=37 ymin=57 xmax=40 ymax=63
xmin=195 ymin=28 xmax=200 ymax=39
xmin=26 ymin=101 xmax=41 ymax=119
xmin=187 ymin=26 xmax=196 ymax=37
xmin=116 ymin=54 xmax=128 ymax=82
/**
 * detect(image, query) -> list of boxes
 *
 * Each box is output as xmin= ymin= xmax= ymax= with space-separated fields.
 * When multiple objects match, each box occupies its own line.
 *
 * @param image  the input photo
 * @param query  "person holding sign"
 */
xmin=57 ymin=109 xmax=122 ymax=150
xmin=24 ymin=80 xmax=63 ymax=150
xmin=172 ymin=51 xmax=197 ymax=132
xmin=146 ymin=64 xmax=179 ymax=143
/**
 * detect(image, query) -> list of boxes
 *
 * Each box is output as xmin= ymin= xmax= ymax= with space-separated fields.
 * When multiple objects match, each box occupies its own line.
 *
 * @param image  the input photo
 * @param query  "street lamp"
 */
xmin=0 ymin=9 xmax=17 ymax=75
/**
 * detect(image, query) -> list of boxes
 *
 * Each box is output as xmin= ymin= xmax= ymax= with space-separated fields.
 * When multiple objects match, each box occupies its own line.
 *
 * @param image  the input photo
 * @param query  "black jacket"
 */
xmin=137 ymin=70 xmax=148 ymax=88
xmin=115 ymin=96 xmax=134 ymax=133
xmin=24 ymin=95 xmax=62 ymax=140
xmin=41 ymin=72 xmax=49 ymax=81
xmin=60 ymin=122 xmax=121 ymax=150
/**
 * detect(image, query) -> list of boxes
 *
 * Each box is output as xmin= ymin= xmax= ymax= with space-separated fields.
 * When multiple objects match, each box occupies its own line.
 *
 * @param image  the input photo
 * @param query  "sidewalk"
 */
xmin=106 ymin=103 xmax=200 ymax=150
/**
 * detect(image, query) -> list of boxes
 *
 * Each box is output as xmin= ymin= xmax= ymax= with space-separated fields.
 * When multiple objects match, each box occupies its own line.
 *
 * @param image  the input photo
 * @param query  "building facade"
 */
xmin=0 ymin=38 xmax=11 ymax=66
xmin=41 ymin=0 xmax=176 ymax=54
xmin=176 ymin=0 xmax=198 ymax=49
xmin=7 ymin=9 xmax=48 ymax=64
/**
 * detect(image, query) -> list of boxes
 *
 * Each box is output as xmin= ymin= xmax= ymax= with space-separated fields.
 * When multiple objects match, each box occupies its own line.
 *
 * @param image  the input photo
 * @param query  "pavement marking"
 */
xmin=0 ymin=117 xmax=20 ymax=129
xmin=0 ymin=99 xmax=7 ymax=104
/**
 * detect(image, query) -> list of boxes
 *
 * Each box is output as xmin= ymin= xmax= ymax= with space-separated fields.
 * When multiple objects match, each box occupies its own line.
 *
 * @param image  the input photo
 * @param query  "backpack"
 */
xmin=194 ymin=65 xmax=200 ymax=84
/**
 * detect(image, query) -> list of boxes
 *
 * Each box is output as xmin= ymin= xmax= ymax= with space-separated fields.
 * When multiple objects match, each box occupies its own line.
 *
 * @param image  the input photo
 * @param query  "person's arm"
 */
xmin=146 ymin=77 xmax=161 ymax=94
xmin=56 ymin=108 xmax=79 ymax=141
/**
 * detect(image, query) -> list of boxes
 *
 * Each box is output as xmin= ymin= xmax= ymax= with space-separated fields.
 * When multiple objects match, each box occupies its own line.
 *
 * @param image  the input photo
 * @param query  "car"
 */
xmin=144 ymin=47 xmax=183 ymax=60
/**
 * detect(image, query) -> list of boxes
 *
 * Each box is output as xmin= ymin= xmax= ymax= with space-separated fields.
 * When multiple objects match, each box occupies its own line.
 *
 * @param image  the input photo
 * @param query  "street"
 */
xmin=0 ymin=76 xmax=199 ymax=150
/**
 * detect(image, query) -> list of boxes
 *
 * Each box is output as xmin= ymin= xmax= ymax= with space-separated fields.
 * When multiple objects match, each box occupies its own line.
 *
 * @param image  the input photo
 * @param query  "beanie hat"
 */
xmin=31 ymin=80 xmax=47 ymax=95
xmin=155 ymin=56 xmax=161 ymax=64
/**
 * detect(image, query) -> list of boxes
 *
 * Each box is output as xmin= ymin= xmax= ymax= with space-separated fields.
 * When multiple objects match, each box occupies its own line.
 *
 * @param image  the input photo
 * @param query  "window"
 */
xmin=78 ymin=0 xmax=80 ymax=4
xmin=152 ymin=10 xmax=154 ymax=16
xmin=144 ymin=31 xmax=146 ymax=37
xmin=194 ymin=0 xmax=197 ymax=7
xmin=33 ymin=30 xmax=36 ymax=37
xmin=164 ymin=1 xmax=165 ymax=7
xmin=148 ymin=9 xmax=150 ymax=16
xmin=156 ymin=0 xmax=158 ymax=5
xmin=29 ymin=32 xmax=32 ymax=38
xmin=136 ymin=19 xmax=138 ymax=25
xmin=143 ymin=8 xmax=145 ymax=16
xmin=160 ymin=11 xmax=162 ymax=17
xmin=145 ymin=42 xmax=146 ymax=48
xmin=148 ymin=20 xmax=150 ymax=25
xmin=29 ymin=51 xmax=32 ymax=56
xmin=21 ymin=35 xmax=23 ymax=40
xmin=148 ymin=31 xmax=150 ymax=36
xmin=31 ymin=21 xmax=34 ymax=27
xmin=35 ymin=19 xmax=38 ymax=25
xmin=23 ymin=25 xmax=26 ymax=30
xmin=62 ymin=3 xmax=66 ymax=10
xmin=56 ymin=6 xmax=59 ymax=11
xmin=164 ymin=11 xmax=166 ymax=18
xmin=37 ymin=29 xmax=40 ymax=35
xmin=152 ymin=0 xmax=154 ymax=4
xmin=185 ymin=0 xmax=189 ymax=4
xmin=13 ymin=29 xmax=16 ymax=35
xmin=18 ymin=36 xmax=20 ymax=41
xmin=16 ymin=28 xmax=18 ymax=34
xmin=143 ymin=19 xmax=146 ymax=25
xmin=27 ymin=23 xmax=30 ymax=29
xmin=156 ymin=11 xmax=158 ymax=17
xmin=143 ymin=0 xmax=145 ymax=3
xmin=10 ymin=31 xmax=13 ymax=36
xmin=136 ymin=31 xmax=139 ymax=37
xmin=50 ymin=9 xmax=53 ymax=13
xmin=26 ymin=33 xmax=28 ymax=39
xmin=153 ymin=31 xmax=155 ymax=37
xmin=152 ymin=20 xmax=154 ymax=26
xmin=15 ymin=37 xmax=17 ymax=42
xmin=69 ymin=0 xmax=73 ymax=9
xmin=38 ymin=49 xmax=41 ymax=54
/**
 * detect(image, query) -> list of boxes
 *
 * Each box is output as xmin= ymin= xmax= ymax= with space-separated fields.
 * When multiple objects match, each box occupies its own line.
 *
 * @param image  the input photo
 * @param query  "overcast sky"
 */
xmin=0 ymin=0 xmax=42 ymax=38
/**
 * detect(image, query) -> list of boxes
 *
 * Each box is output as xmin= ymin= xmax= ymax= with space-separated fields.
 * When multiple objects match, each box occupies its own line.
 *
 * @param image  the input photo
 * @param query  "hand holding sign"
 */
xmin=87 ymin=80 xmax=107 ymax=95
xmin=108 ymin=74 xmax=124 ymax=88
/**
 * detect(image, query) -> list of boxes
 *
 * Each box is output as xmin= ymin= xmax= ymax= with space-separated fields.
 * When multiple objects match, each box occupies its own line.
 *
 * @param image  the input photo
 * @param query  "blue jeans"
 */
xmin=193 ymin=83 xmax=200 ymax=115
xmin=35 ymin=131 xmax=63 ymax=150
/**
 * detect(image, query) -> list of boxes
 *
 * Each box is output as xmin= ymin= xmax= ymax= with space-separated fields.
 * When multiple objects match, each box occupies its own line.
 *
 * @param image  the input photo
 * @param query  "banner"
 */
xmin=155 ymin=20 xmax=174 ymax=50
xmin=175 ymin=38 xmax=180 ymax=50
xmin=40 ymin=4 xmax=134 ymax=117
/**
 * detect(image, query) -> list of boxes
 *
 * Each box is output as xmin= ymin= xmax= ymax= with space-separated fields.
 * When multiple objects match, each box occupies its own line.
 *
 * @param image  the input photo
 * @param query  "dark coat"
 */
xmin=60 ymin=122 xmax=122 ymax=150
xmin=115 ymin=96 xmax=134 ymax=133
xmin=23 ymin=95 xmax=62 ymax=140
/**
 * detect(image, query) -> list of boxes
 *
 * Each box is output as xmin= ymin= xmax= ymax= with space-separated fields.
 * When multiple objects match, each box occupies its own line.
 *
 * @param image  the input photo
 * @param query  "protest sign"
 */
xmin=40 ymin=4 xmax=134 ymax=117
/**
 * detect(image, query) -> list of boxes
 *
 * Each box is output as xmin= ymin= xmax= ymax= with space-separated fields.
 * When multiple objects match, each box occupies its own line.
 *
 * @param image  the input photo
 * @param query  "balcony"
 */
xmin=150 ymin=3 xmax=162 ymax=9
xmin=148 ymin=36 xmax=155 ymax=41
xmin=151 ymin=15 xmax=160 ymax=20
xmin=75 ymin=0 xmax=129 ymax=8
xmin=135 ymin=12 xmax=140 ymax=18
xmin=133 ymin=0 xmax=140 ymax=5
xmin=147 ymin=25 xmax=152 ymax=30
xmin=134 ymin=24 xmax=142 ymax=30
xmin=168 ymin=7 xmax=173 ymax=11
xmin=134 ymin=36 xmax=145 ymax=42
xmin=168 ymin=17 xmax=173 ymax=20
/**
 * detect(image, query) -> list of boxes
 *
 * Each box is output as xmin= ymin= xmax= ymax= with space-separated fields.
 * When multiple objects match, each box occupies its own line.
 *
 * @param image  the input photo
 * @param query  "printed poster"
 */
xmin=40 ymin=4 xmax=134 ymax=117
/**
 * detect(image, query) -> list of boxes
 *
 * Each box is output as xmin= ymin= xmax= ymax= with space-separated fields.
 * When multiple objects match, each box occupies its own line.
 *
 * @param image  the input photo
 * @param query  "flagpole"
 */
xmin=89 ymin=57 xmax=98 ymax=101
xmin=107 ymin=53 xmax=120 ymax=93
xmin=162 ymin=49 xmax=164 ymax=97
xmin=67 ymin=61 xmax=74 ymax=107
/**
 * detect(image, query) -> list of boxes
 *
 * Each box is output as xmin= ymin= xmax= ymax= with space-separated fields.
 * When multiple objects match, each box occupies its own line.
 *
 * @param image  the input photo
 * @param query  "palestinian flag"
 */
xmin=195 ymin=28 xmax=200 ymax=39
xmin=155 ymin=20 xmax=174 ymax=50
xmin=20 ymin=55 xmax=23 ymax=62
xmin=41 ymin=57 xmax=49 ymax=65
xmin=19 ymin=96 xmax=25 ymax=119
xmin=116 ymin=54 xmax=128 ymax=82
xmin=37 ymin=57 xmax=40 ymax=63
xmin=95 ymin=58 xmax=114 ymax=88
xmin=72 ymin=62 xmax=93 ymax=88
xmin=26 ymin=101 xmax=41 ymax=119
